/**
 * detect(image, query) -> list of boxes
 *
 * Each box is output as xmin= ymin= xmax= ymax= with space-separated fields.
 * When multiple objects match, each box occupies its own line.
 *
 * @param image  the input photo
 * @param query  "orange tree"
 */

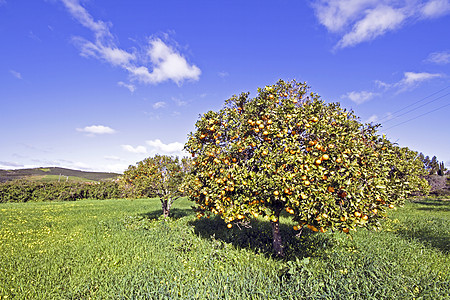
xmin=119 ymin=155 xmax=190 ymax=217
xmin=183 ymin=79 xmax=428 ymax=256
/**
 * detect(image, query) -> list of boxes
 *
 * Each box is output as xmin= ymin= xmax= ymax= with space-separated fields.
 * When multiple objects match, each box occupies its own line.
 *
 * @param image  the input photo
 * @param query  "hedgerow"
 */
xmin=0 ymin=180 xmax=121 ymax=203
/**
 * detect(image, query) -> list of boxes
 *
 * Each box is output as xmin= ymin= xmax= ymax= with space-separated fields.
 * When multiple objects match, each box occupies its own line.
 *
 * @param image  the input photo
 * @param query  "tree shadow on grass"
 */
xmin=189 ymin=216 xmax=336 ymax=261
xmin=412 ymin=200 xmax=450 ymax=213
xmin=138 ymin=208 xmax=192 ymax=221
xmin=394 ymin=227 xmax=450 ymax=253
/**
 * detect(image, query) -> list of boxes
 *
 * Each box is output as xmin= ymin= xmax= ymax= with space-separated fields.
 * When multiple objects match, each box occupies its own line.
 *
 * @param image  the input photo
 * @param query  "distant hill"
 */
xmin=0 ymin=167 xmax=120 ymax=183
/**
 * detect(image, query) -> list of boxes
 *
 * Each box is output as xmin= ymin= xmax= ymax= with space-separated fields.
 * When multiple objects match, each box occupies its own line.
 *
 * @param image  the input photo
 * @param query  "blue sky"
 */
xmin=1 ymin=0 xmax=449 ymax=173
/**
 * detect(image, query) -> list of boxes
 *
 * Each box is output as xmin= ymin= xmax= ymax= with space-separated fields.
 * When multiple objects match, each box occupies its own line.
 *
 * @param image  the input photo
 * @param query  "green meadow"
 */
xmin=0 ymin=198 xmax=448 ymax=299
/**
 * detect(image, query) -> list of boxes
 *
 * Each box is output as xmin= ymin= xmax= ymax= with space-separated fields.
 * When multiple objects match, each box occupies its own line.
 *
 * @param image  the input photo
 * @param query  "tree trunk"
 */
xmin=162 ymin=200 xmax=170 ymax=218
xmin=271 ymin=215 xmax=284 ymax=257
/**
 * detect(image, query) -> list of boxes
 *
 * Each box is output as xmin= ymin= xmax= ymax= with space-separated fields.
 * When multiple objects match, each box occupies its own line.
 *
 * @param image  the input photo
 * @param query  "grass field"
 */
xmin=0 ymin=198 xmax=448 ymax=299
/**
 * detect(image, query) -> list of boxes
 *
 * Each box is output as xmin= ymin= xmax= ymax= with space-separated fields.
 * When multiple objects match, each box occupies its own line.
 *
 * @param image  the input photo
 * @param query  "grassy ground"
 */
xmin=0 ymin=198 xmax=448 ymax=299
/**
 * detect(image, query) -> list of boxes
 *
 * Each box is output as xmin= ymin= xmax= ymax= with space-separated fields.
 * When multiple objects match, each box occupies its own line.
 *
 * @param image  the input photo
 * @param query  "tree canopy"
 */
xmin=183 ymin=80 xmax=429 ymax=255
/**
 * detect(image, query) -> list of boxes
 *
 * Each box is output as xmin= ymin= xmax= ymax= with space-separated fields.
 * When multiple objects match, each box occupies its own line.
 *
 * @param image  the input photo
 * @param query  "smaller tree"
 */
xmin=119 ymin=155 xmax=189 ymax=217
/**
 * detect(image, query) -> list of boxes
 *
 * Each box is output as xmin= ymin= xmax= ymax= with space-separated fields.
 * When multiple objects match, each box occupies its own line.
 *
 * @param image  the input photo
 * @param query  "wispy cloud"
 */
xmin=218 ymin=71 xmax=229 ymax=78
xmin=376 ymin=71 xmax=444 ymax=92
xmin=77 ymin=125 xmax=116 ymax=135
xmin=421 ymin=0 xmax=450 ymax=18
xmin=117 ymin=81 xmax=136 ymax=92
xmin=9 ymin=70 xmax=22 ymax=79
xmin=172 ymin=97 xmax=187 ymax=106
xmin=152 ymin=101 xmax=166 ymax=109
xmin=121 ymin=145 xmax=147 ymax=154
xmin=313 ymin=0 xmax=450 ymax=49
xmin=59 ymin=0 xmax=200 ymax=85
xmin=426 ymin=50 xmax=450 ymax=64
xmin=341 ymin=90 xmax=377 ymax=104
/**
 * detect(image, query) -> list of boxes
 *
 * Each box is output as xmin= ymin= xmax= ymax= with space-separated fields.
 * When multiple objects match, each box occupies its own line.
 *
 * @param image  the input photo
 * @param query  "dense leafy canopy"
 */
xmin=183 ymin=80 xmax=429 ymax=255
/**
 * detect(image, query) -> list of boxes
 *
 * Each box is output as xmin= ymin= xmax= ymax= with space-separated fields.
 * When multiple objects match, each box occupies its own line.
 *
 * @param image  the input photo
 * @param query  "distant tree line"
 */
xmin=418 ymin=153 xmax=448 ymax=176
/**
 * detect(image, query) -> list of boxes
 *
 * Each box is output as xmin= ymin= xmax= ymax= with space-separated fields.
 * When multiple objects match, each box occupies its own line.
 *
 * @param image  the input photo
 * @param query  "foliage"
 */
xmin=183 ymin=79 xmax=429 ymax=255
xmin=0 ymin=198 xmax=448 ymax=299
xmin=119 ymin=155 xmax=190 ymax=217
xmin=418 ymin=153 xmax=447 ymax=176
xmin=0 ymin=180 xmax=121 ymax=203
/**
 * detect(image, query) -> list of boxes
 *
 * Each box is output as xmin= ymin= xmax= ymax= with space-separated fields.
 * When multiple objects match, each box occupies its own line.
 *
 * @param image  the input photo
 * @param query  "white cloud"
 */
xmin=146 ymin=139 xmax=184 ymax=154
xmin=73 ymin=38 xmax=136 ymax=67
xmin=59 ymin=0 xmax=200 ymax=86
xmin=313 ymin=0 xmax=450 ymax=49
xmin=375 ymin=71 xmax=443 ymax=93
xmin=121 ymin=145 xmax=147 ymax=154
xmin=421 ymin=0 xmax=450 ymax=18
xmin=336 ymin=5 xmax=406 ymax=49
xmin=127 ymin=38 xmax=201 ymax=85
xmin=118 ymin=81 xmax=136 ymax=92
xmin=342 ymin=90 xmax=377 ymax=104
xmin=104 ymin=163 xmax=129 ymax=174
xmin=77 ymin=125 xmax=116 ymax=135
xmin=312 ymin=0 xmax=378 ymax=32
xmin=153 ymin=101 xmax=166 ymax=109
xmin=426 ymin=51 xmax=450 ymax=64
xmin=397 ymin=71 xmax=443 ymax=88
xmin=9 ymin=70 xmax=22 ymax=79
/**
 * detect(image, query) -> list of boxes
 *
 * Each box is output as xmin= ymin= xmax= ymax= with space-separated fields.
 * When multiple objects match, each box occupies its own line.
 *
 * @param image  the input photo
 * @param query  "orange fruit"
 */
xmin=227 ymin=223 xmax=232 ymax=229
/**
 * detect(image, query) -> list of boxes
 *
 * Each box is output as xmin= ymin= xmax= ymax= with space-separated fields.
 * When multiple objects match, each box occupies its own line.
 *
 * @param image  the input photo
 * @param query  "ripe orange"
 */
xmin=322 ymin=154 xmax=329 ymax=160
xmin=389 ymin=204 xmax=395 ymax=209
xmin=336 ymin=158 xmax=342 ymax=164
xmin=293 ymin=225 xmax=299 ymax=231
xmin=273 ymin=190 xmax=279 ymax=196
xmin=327 ymin=186 xmax=335 ymax=193
xmin=342 ymin=228 xmax=349 ymax=233
xmin=304 ymin=180 xmax=310 ymax=186
xmin=227 ymin=223 xmax=232 ymax=229
xmin=354 ymin=211 xmax=361 ymax=217
xmin=300 ymin=193 xmax=308 ymax=200
xmin=307 ymin=224 xmax=318 ymax=232
xmin=362 ymin=215 xmax=368 ymax=220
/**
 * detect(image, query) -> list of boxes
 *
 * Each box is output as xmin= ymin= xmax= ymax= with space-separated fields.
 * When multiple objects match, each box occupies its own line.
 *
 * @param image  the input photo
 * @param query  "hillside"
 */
xmin=0 ymin=167 xmax=120 ymax=183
